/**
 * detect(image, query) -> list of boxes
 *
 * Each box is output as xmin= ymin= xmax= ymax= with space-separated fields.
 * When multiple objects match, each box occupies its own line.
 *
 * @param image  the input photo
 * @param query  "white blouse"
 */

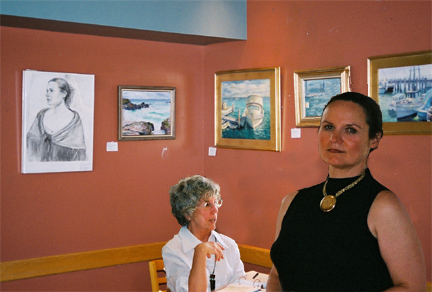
xmin=162 ymin=226 xmax=246 ymax=292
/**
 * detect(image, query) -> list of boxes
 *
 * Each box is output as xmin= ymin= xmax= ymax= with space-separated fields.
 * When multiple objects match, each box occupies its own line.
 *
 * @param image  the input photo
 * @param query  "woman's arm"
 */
xmin=368 ymin=190 xmax=426 ymax=292
xmin=266 ymin=266 xmax=282 ymax=291
xmin=274 ymin=191 xmax=297 ymax=238
xmin=188 ymin=242 xmax=224 ymax=292
xmin=266 ymin=191 xmax=298 ymax=291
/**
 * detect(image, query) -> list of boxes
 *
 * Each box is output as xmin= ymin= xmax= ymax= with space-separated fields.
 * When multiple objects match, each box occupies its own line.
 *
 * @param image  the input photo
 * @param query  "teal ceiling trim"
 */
xmin=0 ymin=0 xmax=247 ymax=40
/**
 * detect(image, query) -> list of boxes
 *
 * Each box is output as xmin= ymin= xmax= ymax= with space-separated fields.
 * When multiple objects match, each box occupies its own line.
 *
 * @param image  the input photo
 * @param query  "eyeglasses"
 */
xmin=197 ymin=199 xmax=223 ymax=209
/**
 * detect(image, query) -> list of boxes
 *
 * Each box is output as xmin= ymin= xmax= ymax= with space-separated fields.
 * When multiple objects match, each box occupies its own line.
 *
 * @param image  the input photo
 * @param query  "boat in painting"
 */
xmin=393 ymin=66 xmax=429 ymax=121
xmin=242 ymin=95 xmax=264 ymax=128
xmin=396 ymin=90 xmax=423 ymax=121
xmin=416 ymin=89 xmax=432 ymax=121
xmin=378 ymin=75 xmax=394 ymax=94
xmin=388 ymin=93 xmax=406 ymax=117
xmin=428 ymin=107 xmax=432 ymax=122
xmin=222 ymin=102 xmax=234 ymax=116
xmin=222 ymin=121 xmax=230 ymax=130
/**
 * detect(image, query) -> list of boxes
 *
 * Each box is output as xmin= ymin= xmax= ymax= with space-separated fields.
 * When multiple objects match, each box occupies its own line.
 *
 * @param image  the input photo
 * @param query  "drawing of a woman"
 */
xmin=26 ymin=78 xmax=86 ymax=161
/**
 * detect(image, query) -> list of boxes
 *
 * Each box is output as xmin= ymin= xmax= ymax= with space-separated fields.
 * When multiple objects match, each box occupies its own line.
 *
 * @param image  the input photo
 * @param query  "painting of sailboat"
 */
xmin=378 ymin=64 xmax=432 ymax=123
xmin=368 ymin=51 xmax=431 ymax=134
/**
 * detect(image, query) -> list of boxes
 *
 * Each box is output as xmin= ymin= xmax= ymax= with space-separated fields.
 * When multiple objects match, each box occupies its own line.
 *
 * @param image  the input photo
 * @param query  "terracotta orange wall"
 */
xmin=1 ymin=1 xmax=431 ymax=291
xmin=203 ymin=0 xmax=431 ymax=282
xmin=0 ymin=28 xmax=207 ymax=290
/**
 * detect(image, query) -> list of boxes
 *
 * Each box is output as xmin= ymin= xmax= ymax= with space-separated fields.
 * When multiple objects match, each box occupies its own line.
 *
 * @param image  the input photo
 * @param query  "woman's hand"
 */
xmin=188 ymin=242 xmax=225 ymax=292
xmin=195 ymin=242 xmax=225 ymax=261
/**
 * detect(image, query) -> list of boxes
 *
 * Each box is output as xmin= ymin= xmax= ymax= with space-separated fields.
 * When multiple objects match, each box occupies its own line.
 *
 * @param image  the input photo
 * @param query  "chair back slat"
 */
xmin=149 ymin=259 xmax=169 ymax=292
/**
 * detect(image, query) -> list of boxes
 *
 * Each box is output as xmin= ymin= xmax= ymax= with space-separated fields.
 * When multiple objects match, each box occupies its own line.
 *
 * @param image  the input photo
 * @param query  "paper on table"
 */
xmin=239 ymin=271 xmax=268 ymax=289
xmin=218 ymin=271 xmax=268 ymax=292
xmin=218 ymin=285 xmax=260 ymax=292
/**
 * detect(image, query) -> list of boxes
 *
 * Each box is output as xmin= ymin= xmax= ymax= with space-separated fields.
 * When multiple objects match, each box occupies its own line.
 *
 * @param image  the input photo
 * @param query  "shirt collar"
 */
xmin=179 ymin=226 xmax=229 ymax=253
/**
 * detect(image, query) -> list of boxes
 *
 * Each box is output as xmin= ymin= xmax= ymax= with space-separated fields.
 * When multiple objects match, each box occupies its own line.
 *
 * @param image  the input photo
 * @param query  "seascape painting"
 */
xmin=378 ymin=64 xmax=432 ymax=123
xmin=303 ymin=78 xmax=341 ymax=117
xmin=118 ymin=86 xmax=175 ymax=140
xmin=221 ymin=79 xmax=271 ymax=140
xmin=294 ymin=66 xmax=350 ymax=127
xmin=215 ymin=67 xmax=281 ymax=151
xmin=22 ymin=70 xmax=95 ymax=174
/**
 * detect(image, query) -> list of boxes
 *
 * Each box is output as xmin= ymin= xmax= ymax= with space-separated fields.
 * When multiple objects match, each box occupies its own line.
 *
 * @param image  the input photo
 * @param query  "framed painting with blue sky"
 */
xmin=294 ymin=66 xmax=351 ymax=127
xmin=368 ymin=51 xmax=432 ymax=135
xmin=215 ymin=67 xmax=281 ymax=151
xmin=118 ymin=86 xmax=175 ymax=140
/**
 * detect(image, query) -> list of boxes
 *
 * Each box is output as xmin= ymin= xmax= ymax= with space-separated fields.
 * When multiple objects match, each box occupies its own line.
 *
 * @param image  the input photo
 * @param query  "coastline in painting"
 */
xmin=122 ymin=90 xmax=172 ymax=135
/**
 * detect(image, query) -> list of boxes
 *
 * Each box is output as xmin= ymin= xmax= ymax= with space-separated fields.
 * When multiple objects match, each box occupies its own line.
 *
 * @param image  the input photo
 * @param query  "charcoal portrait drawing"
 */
xmin=22 ymin=70 xmax=95 ymax=173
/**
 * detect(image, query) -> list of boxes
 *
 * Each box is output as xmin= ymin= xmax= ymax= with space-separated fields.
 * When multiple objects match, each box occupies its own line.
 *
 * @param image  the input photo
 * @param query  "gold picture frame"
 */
xmin=294 ymin=66 xmax=350 ymax=127
xmin=368 ymin=51 xmax=432 ymax=135
xmin=215 ymin=67 xmax=281 ymax=151
xmin=118 ymin=86 xmax=175 ymax=140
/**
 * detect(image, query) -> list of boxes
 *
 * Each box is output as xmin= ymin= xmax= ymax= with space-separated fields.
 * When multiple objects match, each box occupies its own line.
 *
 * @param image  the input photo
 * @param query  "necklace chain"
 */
xmin=210 ymin=237 xmax=217 ymax=291
xmin=323 ymin=172 xmax=365 ymax=198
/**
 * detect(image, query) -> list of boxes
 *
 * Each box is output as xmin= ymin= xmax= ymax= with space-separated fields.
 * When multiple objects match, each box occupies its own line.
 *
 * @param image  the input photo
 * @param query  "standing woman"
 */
xmin=27 ymin=78 xmax=86 ymax=161
xmin=163 ymin=175 xmax=245 ymax=292
xmin=267 ymin=92 xmax=426 ymax=291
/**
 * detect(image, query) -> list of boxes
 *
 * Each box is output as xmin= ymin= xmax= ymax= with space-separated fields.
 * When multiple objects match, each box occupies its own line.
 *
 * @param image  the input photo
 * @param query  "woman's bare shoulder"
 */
xmin=277 ymin=191 xmax=299 ymax=221
xmin=274 ymin=190 xmax=299 ymax=239
xmin=368 ymin=189 xmax=417 ymax=241
xmin=281 ymin=190 xmax=298 ymax=210
xmin=370 ymin=190 xmax=405 ymax=218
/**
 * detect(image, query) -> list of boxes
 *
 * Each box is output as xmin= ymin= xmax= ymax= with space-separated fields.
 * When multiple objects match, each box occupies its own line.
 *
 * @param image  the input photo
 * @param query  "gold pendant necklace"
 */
xmin=320 ymin=173 xmax=365 ymax=212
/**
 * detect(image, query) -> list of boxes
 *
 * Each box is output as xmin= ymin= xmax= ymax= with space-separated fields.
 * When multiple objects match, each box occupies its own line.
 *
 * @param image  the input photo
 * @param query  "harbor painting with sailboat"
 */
xmin=221 ymin=79 xmax=270 ymax=140
xmin=378 ymin=64 xmax=432 ymax=122
xmin=304 ymin=78 xmax=341 ymax=117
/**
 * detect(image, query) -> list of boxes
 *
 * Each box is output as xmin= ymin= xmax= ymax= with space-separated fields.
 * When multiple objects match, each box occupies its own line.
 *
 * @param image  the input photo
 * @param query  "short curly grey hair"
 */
xmin=169 ymin=175 xmax=221 ymax=226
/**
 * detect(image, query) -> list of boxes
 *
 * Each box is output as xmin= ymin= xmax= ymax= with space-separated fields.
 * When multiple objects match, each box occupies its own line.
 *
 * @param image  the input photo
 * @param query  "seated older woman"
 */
xmin=162 ymin=175 xmax=245 ymax=292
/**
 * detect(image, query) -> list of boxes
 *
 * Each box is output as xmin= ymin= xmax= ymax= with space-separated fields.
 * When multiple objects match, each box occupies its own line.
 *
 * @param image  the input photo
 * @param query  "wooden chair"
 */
xmin=149 ymin=259 xmax=169 ymax=292
xmin=238 ymin=244 xmax=272 ymax=269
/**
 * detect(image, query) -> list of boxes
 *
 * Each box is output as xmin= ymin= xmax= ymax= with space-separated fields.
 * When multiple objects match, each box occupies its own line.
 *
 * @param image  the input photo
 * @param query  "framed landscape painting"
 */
xmin=118 ymin=86 xmax=175 ymax=140
xmin=215 ymin=67 xmax=281 ymax=151
xmin=368 ymin=51 xmax=432 ymax=135
xmin=294 ymin=66 xmax=351 ymax=127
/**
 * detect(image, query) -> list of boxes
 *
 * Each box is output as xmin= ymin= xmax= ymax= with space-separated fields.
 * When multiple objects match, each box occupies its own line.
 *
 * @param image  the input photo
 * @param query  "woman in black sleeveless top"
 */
xmin=267 ymin=92 xmax=426 ymax=292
